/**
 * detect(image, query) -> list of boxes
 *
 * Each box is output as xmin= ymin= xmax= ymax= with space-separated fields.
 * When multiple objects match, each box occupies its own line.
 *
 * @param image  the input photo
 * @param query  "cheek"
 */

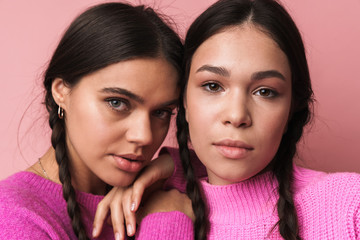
xmin=186 ymin=91 xmax=212 ymax=128
xmin=186 ymin=102 xmax=214 ymax=151
xmin=153 ymin=123 xmax=169 ymax=145
xmin=66 ymin=98 xmax=115 ymax=151
xmin=143 ymin=121 xmax=171 ymax=158
xmin=256 ymin=107 xmax=289 ymax=150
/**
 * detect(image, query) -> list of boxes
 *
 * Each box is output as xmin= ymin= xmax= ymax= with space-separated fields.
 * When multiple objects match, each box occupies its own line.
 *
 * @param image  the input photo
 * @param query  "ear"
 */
xmin=51 ymin=78 xmax=70 ymax=110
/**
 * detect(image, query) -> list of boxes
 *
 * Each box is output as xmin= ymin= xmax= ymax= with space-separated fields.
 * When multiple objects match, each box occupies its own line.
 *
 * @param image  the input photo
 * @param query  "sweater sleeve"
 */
xmin=162 ymin=147 xmax=207 ymax=193
xmin=135 ymin=211 xmax=193 ymax=240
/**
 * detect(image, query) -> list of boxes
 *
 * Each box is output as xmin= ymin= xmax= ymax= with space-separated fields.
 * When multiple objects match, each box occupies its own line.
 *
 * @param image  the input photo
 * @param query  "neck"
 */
xmin=29 ymin=147 xmax=107 ymax=195
xmin=27 ymin=148 xmax=61 ymax=184
xmin=70 ymin=164 xmax=108 ymax=195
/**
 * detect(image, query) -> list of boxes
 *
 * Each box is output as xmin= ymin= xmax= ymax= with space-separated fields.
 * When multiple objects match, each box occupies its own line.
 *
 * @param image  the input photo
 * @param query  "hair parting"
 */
xmin=179 ymin=0 xmax=313 ymax=239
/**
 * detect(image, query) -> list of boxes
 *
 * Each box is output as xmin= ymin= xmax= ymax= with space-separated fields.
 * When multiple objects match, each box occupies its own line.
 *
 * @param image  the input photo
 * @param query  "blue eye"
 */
xmin=202 ymin=82 xmax=223 ymax=92
xmin=254 ymin=88 xmax=277 ymax=98
xmin=107 ymin=98 xmax=129 ymax=111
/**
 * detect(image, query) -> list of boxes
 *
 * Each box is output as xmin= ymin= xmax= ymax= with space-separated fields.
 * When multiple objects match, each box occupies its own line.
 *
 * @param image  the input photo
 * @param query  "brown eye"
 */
xmin=260 ymin=89 xmax=271 ymax=96
xmin=254 ymin=88 xmax=277 ymax=98
xmin=203 ymin=82 xmax=223 ymax=92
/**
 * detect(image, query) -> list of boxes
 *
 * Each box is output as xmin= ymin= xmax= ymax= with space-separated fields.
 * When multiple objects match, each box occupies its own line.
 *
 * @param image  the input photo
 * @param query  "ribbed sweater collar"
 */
xmin=199 ymin=165 xmax=325 ymax=224
xmin=200 ymin=170 xmax=279 ymax=224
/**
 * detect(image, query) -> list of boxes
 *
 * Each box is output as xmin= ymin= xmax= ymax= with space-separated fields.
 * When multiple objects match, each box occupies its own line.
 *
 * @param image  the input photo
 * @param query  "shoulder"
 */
xmin=0 ymin=172 xmax=71 ymax=239
xmin=293 ymin=166 xmax=360 ymax=237
xmin=294 ymin=166 xmax=360 ymax=214
xmin=0 ymin=171 xmax=63 ymax=206
xmin=293 ymin=165 xmax=360 ymax=196
xmin=0 ymin=172 xmax=41 ymax=203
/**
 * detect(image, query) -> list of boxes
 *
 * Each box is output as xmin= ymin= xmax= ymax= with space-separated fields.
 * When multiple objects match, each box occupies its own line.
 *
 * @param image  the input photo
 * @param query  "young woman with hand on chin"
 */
xmin=102 ymin=0 xmax=359 ymax=239
xmin=0 ymin=2 xmax=184 ymax=240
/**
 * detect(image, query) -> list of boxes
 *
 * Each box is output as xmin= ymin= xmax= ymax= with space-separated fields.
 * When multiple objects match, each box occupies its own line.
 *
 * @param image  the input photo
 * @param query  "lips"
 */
xmin=112 ymin=154 xmax=146 ymax=173
xmin=213 ymin=139 xmax=254 ymax=159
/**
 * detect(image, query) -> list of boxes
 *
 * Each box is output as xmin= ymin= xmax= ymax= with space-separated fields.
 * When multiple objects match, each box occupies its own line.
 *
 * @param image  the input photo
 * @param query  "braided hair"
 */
xmin=43 ymin=3 xmax=183 ymax=238
xmin=177 ymin=0 xmax=313 ymax=239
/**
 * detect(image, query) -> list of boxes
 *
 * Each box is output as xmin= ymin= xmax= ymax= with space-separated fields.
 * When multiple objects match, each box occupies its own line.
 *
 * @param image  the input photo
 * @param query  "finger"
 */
xmin=110 ymin=192 xmax=126 ymax=240
xmin=122 ymin=188 xmax=137 ymax=236
xmin=130 ymin=179 xmax=147 ymax=212
xmin=92 ymin=189 xmax=116 ymax=238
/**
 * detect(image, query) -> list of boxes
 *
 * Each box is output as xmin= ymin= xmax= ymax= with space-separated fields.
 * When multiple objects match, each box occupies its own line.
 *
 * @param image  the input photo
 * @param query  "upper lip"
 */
xmin=113 ymin=154 xmax=146 ymax=161
xmin=213 ymin=139 xmax=254 ymax=150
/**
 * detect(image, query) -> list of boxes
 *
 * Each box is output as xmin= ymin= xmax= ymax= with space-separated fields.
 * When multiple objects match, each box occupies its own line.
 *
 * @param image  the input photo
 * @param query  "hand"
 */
xmin=137 ymin=189 xmax=195 ymax=223
xmin=92 ymin=153 xmax=174 ymax=239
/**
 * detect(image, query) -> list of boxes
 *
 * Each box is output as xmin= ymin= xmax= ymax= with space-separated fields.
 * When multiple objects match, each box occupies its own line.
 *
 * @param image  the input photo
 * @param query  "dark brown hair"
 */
xmin=176 ymin=0 xmax=313 ymax=239
xmin=43 ymin=2 xmax=183 ymax=239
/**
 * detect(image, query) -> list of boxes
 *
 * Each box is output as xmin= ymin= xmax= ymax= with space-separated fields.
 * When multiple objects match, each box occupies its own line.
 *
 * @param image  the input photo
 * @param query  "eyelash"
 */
xmin=202 ymin=82 xmax=278 ymax=98
xmin=202 ymin=82 xmax=224 ymax=92
xmin=106 ymin=97 xmax=175 ymax=121
xmin=106 ymin=98 xmax=129 ymax=112
xmin=253 ymin=88 xmax=278 ymax=98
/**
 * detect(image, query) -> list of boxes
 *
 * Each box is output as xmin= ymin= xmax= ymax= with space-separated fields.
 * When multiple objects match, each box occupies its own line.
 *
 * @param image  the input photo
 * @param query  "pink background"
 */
xmin=1 ymin=0 xmax=360 ymax=180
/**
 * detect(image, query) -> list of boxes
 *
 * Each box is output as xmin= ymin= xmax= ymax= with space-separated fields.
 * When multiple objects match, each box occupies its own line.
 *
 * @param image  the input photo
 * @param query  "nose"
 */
xmin=222 ymin=92 xmax=252 ymax=128
xmin=126 ymin=113 xmax=153 ymax=146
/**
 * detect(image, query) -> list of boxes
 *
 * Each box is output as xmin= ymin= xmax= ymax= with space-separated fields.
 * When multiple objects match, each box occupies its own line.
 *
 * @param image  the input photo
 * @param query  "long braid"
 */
xmin=41 ymin=2 xmax=183 ymax=239
xmin=273 ymin=152 xmax=300 ymax=240
xmin=180 ymin=0 xmax=314 ymax=238
xmin=176 ymin=102 xmax=209 ymax=240
xmin=49 ymin=109 xmax=89 ymax=240
xmin=271 ymin=107 xmax=311 ymax=240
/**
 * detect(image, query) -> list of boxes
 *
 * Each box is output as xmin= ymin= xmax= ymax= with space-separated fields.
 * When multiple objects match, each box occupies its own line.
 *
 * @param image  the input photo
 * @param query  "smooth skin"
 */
xmin=92 ymin=153 xmax=176 ymax=239
xmin=27 ymin=57 xmax=179 ymax=239
xmin=93 ymin=24 xmax=293 ymax=238
xmin=186 ymin=25 xmax=292 ymax=185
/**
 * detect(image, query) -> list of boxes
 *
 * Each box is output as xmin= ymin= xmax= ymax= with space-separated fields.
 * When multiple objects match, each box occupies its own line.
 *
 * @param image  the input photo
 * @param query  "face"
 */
xmin=185 ymin=25 xmax=292 ymax=185
xmin=55 ymin=58 xmax=179 ymax=191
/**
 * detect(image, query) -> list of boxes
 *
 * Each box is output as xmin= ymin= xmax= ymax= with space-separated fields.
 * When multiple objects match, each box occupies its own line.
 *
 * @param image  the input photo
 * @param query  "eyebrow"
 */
xmin=101 ymin=87 xmax=145 ymax=104
xmin=100 ymin=87 xmax=179 ymax=107
xmin=158 ymin=99 xmax=179 ymax=108
xmin=251 ymin=70 xmax=286 ymax=81
xmin=196 ymin=64 xmax=286 ymax=81
xmin=196 ymin=65 xmax=230 ymax=77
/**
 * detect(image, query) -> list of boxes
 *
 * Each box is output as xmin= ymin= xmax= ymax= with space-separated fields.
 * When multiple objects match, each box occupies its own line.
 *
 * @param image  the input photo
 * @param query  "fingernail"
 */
xmin=127 ymin=224 xmax=133 ymax=235
xmin=130 ymin=202 xmax=136 ymax=212
xmin=92 ymin=227 xmax=98 ymax=237
xmin=115 ymin=232 xmax=121 ymax=240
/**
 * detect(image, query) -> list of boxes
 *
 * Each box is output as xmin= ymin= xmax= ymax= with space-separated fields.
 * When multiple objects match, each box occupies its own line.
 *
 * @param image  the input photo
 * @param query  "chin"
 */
xmin=106 ymin=175 xmax=137 ymax=188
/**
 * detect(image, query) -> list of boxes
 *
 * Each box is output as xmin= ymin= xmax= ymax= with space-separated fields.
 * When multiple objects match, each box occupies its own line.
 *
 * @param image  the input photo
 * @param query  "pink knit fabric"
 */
xmin=0 ymin=172 xmax=114 ymax=239
xmin=136 ymin=148 xmax=360 ymax=239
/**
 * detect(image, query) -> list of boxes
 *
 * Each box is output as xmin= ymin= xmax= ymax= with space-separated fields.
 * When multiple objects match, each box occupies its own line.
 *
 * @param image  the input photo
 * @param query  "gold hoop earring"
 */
xmin=58 ymin=105 xmax=64 ymax=119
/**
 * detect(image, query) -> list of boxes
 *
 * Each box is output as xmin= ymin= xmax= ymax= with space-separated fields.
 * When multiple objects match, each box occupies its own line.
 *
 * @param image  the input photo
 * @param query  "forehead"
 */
xmin=191 ymin=25 xmax=291 ymax=78
xmin=72 ymin=57 xmax=179 ymax=104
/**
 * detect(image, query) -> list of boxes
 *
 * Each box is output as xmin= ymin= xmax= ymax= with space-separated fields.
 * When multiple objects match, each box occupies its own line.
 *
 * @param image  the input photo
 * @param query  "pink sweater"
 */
xmin=136 ymin=148 xmax=360 ymax=239
xmin=0 ymin=172 xmax=114 ymax=239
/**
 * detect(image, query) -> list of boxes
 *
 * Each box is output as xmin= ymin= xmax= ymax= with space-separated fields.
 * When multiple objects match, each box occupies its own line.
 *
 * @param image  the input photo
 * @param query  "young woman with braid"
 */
xmin=0 ymin=2 xmax=185 ymax=239
xmin=125 ymin=0 xmax=360 ymax=239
